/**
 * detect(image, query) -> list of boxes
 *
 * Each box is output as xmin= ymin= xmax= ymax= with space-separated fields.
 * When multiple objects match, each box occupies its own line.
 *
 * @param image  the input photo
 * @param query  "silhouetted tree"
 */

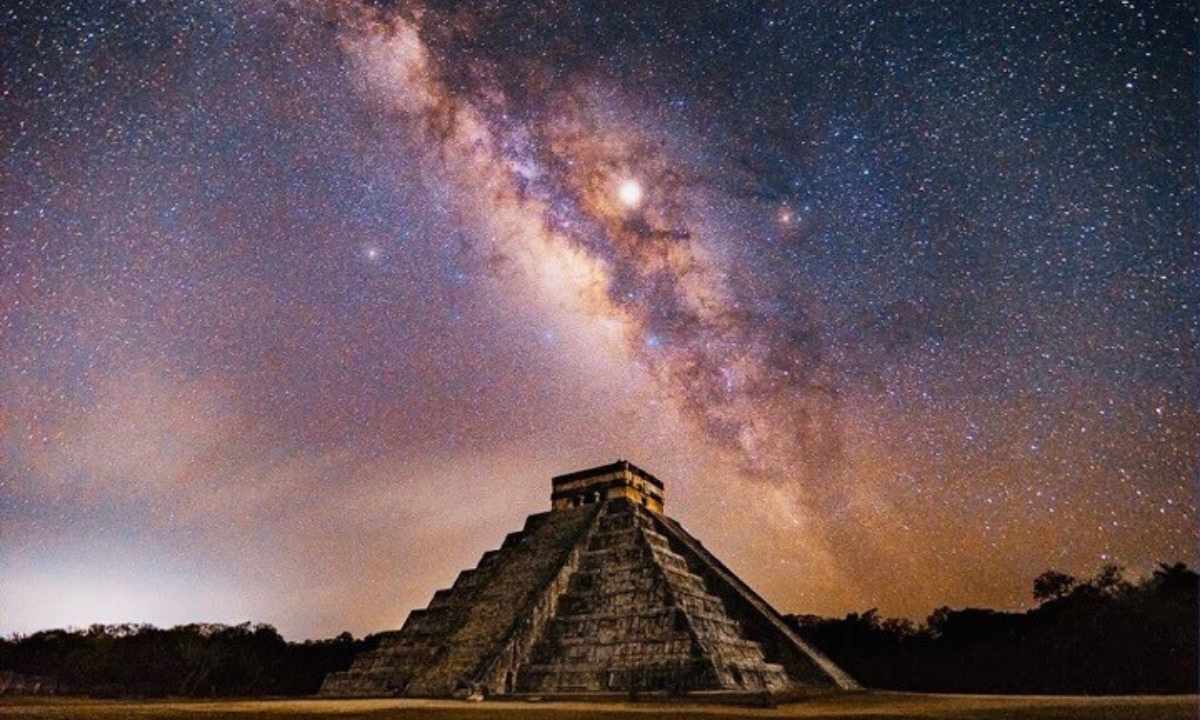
xmin=0 ymin=624 xmax=381 ymax=697
xmin=1092 ymin=563 xmax=1132 ymax=597
xmin=788 ymin=560 xmax=1198 ymax=695
xmin=1032 ymin=570 xmax=1076 ymax=602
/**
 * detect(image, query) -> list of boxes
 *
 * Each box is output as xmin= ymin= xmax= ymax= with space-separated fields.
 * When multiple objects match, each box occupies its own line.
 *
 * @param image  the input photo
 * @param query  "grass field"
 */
xmin=0 ymin=694 xmax=1196 ymax=720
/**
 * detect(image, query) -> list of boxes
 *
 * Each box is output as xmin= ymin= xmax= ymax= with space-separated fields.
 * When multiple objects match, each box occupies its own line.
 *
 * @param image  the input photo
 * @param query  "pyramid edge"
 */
xmin=651 ymin=514 xmax=861 ymax=691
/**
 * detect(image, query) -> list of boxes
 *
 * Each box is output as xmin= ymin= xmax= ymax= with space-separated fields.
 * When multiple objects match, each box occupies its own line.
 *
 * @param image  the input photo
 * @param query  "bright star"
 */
xmin=617 ymin=178 xmax=643 ymax=208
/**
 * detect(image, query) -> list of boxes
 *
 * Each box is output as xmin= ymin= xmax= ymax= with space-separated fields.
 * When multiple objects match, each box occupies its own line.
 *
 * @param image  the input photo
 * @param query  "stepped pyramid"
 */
xmin=321 ymin=461 xmax=857 ymax=699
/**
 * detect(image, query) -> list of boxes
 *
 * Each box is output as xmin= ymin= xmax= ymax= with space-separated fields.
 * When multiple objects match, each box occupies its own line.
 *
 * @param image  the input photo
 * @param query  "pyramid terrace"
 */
xmin=321 ymin=461 xmax=856 ymax=699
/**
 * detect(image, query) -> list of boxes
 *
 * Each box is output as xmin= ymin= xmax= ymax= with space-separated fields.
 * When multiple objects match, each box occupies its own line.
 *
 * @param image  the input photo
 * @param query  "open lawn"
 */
xmin=0 ymin=694 xmax=1196 ymax=720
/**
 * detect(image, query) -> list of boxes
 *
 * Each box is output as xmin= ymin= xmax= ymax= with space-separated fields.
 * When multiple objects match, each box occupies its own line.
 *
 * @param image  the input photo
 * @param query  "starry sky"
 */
xmin=2 ymin=0 xmax=1196 ymax=640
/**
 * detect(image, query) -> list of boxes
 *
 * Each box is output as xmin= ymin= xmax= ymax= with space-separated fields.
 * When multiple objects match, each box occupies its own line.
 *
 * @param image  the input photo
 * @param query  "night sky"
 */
xmin=2 ymin=0 xmax=1196 ymax=640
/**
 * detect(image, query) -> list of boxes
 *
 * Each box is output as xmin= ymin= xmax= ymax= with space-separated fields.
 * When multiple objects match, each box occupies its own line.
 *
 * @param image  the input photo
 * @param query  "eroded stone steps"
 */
xmin=400 ymin=504 xmax=599 ymax=696
xmin=532 ymin=638 xmax=698 ymax=664
xmin=516 ymin=661 xmax=791 ymax=694
xmin=321 ymin=505 xmax=597 ymax=697
xmin=545 ymin=621 xmax=774 ymax=668
xmin=549 ymin=607 xmax=744 ymax=638
xmin=578 ymin=546 xmax=700 ymax=577
xmin=517 ymin=658 xmax=715 ymax=693
xmin=513 ymin=502 xmax=791 ymax=695
xmin=567 ymin=564 xmax=710 ymax=596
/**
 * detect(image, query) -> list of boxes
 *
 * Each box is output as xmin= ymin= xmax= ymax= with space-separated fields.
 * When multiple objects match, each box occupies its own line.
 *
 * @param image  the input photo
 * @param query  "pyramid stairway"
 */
xmin=516 ymin=500 xmax=791 ymax=693
xmin=320 ymin=503 xmax=601 ymax=697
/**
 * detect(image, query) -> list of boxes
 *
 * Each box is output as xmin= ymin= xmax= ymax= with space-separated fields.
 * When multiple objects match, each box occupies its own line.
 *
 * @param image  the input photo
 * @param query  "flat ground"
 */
xmin=1 ymin=694 xmax=1197 ymax=720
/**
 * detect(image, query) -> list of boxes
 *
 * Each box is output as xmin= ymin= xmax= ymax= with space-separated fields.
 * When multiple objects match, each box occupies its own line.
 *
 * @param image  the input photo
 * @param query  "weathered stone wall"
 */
xmin=515 ymin=500 xmax=790 ymax=694
xmin=322 ymin=504 xmax=599 ymax=697
xmin=473 ymin=506 xmax=604 ymax=696
xmin=652 ymin=514 xmax=859 ymax=691
xmin=551 ymin=463 xmax=664 ymax=514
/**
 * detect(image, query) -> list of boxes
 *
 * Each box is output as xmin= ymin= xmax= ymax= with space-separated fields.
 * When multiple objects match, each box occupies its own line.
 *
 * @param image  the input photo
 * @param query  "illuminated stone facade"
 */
xmin=550 ymin=460 xmax=664 ymax=513
xmin=321 ymin=462 xmax=856 ymax=699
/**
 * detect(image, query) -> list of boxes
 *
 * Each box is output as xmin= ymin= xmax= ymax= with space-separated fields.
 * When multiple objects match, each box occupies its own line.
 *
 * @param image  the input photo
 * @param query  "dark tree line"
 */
xmin=0 ymin=623 xmax=380 ymax=697
xmin=789 ymin=561 xmax=1199 ymax=694
xmin=2 ymin=562 xmax=1195 ymax=697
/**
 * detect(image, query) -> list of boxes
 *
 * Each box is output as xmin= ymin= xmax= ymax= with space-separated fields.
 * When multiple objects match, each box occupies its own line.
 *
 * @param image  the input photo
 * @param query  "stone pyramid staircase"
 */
xmin=320 ymin=503 xmax=601 ymax=696
xmin=515 ymin=499 xmax=792 ymax=693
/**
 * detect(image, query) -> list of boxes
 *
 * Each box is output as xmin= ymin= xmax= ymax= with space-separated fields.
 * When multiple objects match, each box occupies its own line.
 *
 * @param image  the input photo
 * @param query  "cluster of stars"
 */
xmin=0 ymin=0 xmax=1194 ymax=637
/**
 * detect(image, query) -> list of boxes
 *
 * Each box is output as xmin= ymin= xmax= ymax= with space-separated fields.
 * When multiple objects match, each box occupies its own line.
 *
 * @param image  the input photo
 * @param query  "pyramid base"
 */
xmin=479 ymin=687 xmax=861 ymax=706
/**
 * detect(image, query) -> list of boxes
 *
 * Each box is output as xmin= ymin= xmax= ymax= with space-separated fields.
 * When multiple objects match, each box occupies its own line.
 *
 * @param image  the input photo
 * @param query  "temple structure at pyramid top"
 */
xmin=551 ymin=460 xmax=664 ymax=513
xmin=321 ymin=461 xmax=857 ymax=700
